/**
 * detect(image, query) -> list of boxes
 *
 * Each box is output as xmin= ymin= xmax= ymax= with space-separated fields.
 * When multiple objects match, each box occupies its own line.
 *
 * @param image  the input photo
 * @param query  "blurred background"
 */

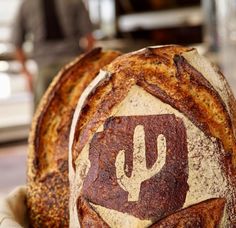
xmin=0 ymin=0 xmax=235 ymax=195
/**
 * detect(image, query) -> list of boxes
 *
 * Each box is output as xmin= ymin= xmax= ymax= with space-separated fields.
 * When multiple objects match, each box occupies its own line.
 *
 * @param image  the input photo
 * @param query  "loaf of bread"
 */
xmin=27 ymin=48 xmax=121 ymax=227
xmin=69 ymin=46 xmax=236 ymax=227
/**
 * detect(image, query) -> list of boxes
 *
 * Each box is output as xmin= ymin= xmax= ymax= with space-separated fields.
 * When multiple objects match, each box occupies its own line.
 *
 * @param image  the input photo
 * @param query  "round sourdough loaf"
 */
xmin=69 ymin=45 xmax=236 ymax=227
xmin=27 ymin=48 xmax=121 ymax=227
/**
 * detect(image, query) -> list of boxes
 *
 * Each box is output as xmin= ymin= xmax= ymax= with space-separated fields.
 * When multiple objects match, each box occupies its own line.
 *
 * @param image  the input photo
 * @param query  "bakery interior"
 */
xmin=0 ymin=0 xmax=235 ymax=196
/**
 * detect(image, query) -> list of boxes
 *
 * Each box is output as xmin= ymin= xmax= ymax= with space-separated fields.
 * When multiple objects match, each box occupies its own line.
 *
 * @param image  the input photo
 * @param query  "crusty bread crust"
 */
xmin=69 ymin=46 xmax=236 ymax=227
xmin=151 ymin=198 xmax=225 ymax=227
xmin=72 ymin=46 xmax=236 ymax=166
xmin=27 ymin=48 xmax=121 ymax=227
xmin=27 ymin=45 xmax=236 ymax=227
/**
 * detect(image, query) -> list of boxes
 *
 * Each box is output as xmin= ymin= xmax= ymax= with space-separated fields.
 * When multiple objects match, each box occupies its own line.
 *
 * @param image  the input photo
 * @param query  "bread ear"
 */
xmin=27 ymin=48 xmax=121 ymax=227
xmin=70 ymin=46 xmax=236 ymax=227
xmin=151 ymin=199 xmax=225 ymax=227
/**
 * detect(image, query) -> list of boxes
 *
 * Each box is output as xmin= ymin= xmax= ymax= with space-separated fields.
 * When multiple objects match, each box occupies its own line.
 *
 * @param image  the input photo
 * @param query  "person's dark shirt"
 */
xmin=11 ymin=0 xmax=93 ymax=66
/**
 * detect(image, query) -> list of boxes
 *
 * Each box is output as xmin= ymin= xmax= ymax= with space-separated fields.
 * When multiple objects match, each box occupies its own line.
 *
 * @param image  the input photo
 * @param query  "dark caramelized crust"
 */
xmin=151 ymin=198 xmax=225 ymax=228
xmin=71 ymin=45 xmax=236 ymax=226
xmin=81 ymin=115 xmax=189 ymax=220
xmin=27 ymin=48 xmax=121 ymax=227
xmin=73 ymin=46 xmax=236 ymax=169
xmin=77 ymin=197 xmax=110 ymax=228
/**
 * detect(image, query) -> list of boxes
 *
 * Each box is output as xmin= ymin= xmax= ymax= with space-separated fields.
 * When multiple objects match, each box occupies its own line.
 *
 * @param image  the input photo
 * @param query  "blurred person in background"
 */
xmin=11 ymin=0 xmax=94 ymax=110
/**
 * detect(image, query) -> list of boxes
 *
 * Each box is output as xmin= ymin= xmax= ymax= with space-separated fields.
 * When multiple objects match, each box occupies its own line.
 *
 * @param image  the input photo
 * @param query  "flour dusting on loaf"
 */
xmin=69 ymin=46 xmax=236 ymax=227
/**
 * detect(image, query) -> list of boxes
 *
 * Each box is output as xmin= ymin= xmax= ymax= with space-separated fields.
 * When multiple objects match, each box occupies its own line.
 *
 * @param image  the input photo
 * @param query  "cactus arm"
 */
xmin=149 ymin=134 xmax=166 ymax=175
xmin=115 ymin=149 xmax=128 ymax=191
xmin=115 ymin=125 xmax=167 ymax=202
xmin=132 ymin=125 xmax=147 ymax=174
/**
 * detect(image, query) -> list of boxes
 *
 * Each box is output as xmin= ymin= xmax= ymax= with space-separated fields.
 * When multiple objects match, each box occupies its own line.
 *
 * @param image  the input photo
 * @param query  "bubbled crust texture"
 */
xmin=27 ymin=48 xmax=121 ymax=228
xmin=72 ymin=46 xmax=236 ymax=226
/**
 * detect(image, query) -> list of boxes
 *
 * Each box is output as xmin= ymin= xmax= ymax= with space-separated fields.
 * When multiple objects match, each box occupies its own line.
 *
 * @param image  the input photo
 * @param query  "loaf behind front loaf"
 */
xmin=27 ymin=48 xmax=121 ymax=227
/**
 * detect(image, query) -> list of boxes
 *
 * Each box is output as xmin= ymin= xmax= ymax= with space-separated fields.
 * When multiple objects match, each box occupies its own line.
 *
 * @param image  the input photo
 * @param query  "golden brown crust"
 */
xmin=27 ymin=48 xmax=121 ymax=227
xmin=71 ymin=45 xmax=236 ymax=226
xmin=73 ymin=46 xmax=236 ymax=168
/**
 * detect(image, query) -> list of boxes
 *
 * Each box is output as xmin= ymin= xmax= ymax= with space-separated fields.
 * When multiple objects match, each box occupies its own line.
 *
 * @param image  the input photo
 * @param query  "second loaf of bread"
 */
xmin=27 ymin=48 xmax=121 ymax=227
